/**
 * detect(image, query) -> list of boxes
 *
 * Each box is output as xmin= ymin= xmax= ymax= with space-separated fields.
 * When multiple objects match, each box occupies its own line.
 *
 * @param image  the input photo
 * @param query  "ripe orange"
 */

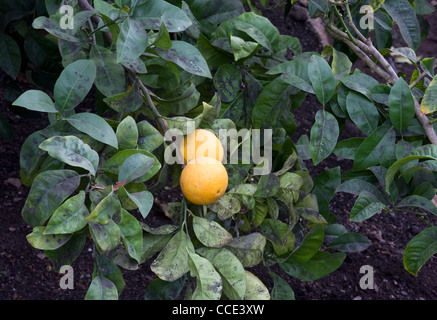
xmin=179 ymin=129 xmax=224 ymax=163
xmin=180 ymin=157 xmax=228 ymax=205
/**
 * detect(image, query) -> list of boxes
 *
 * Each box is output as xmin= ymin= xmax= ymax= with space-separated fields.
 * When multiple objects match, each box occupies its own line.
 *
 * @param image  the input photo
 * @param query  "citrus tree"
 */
xmin=11 ymin=0 xmax=436 ymax=300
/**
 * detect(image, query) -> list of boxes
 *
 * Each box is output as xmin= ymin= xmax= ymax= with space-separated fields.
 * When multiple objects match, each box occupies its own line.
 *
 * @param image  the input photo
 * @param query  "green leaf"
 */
xmin=22 ymin=170 xmax=80 ymax=227
xmin=93 ymin=255 xmax=125 ymax=296
xmin=90 ymin=45 xmax=126 ymax=97
xmin=307 ymin=55 xmax=337 ymax=106
xmin=382 ymin=0 xmax=421 ymax=50
xmin=45 ymin=234 xmax=86 ymax=272
xmin=119 ymin=209 xmax=143 ymax=263
xmin=103 ymin=149 xmax=160 ymax=183
xmin=333 ymin=138 xmax=365 ymax=160
xmin=230 ymin=35 xmax=259 ymax=61
xmin=85 ymin=276 xmax=118 ymax=300
xmin=125 ymin=190 xmax=154 ymax=219
xmin=350 ymin=191 xmax=387 ymax=222
xmin=44 ymin=191 xmax=89 ymax=235
xmin=254 ymin=173 xmax=280 ymax=198
xmin=270 ymin=272 xmax=295 ymax=300
xmin=53 ymin=59 xmax=96 ymax=113
xmin=87 ymin=193 xmax=121 ymax=225
xmin=89 ymin=220 xmax=120 ymax=252
xmin=137 ymin=120 xmax=165 ymax=152
xmin=327 ymin=232 xmax=371 ymax=252
xmin=312 ymin=166 xmax=341 ymax=222
xmin=208 ymin=194 xmax=241 ymax=221
xmin=32 ymin=15 xmax=78 ymax=42
xmin=132 ymin=0 xmax=192 ymax=32
xmin=0 ymin=34 xmax=21 ymax=79
xmin=213 ymin=64 xmax=242 ymax=103
xmin=336 ymin=178 xmax=386 ymax=203
xmin=396 ymin=195 xmax=437 ymax=216
xmin=188 ymin=251 xmax=223 ymax=300
xmin=346 ymin=91 xmax=379 ymax=136
xmin=225 ymin=233 xmax=266 ymax=267
xmin=244 ymin=270 xmax=270 ymax=300
xmin=144 ymin=276 xmax=186 ymax=300
xmin=13 ymin=90 xmax=58 ymax=113
xmin=340 ymin=72 xmax=379 ymax=100
xmin=67 ymin=113 xmax=118 ymax=149
xmin=197 ymin=247 xmax=246 ymax=300
xmin=261 ymin=219 xmax=295 ymax=256
xmin=389 ymin=78 xmax=415 ymax=132
xmin=116 ymin=116 xmax=138 ymax=150
xmin=310 ymin=110 xmax=339 ymax=166
xmin=285 ymin=224 xmax=324 ymax=262
xmin=420 ymin=75 xmax=437 ymax=115
xmin=385 ymin=155 xmax=435 ymax=193
xmin=39 ymin=136 xmax=99 ymax=176
xmin=353 ymin=126 xmax=396 ymax=171
xmin=280 ymin=250 xmax=346 ymax=281
xmin=151 ymin=230 xmax=194 ymax=282
xmin=118 ymin=153 xmax=155 ymax=183
xmin=117 ymin=18 xmax=148 ymax=64
xmin=403 ymin=227 xmax=437 ymax=276
xmin=26 ymin=226 xmax=71 ymax=250
xmin=192 ymin=215 xmax=233 ymax=248
xmin=155 ymin=40 xmax=211 ymax=78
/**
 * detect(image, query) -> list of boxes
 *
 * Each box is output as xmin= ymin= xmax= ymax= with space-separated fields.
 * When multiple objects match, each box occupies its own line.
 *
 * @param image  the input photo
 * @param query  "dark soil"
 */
xmin=1 ymin=5 xmax=437 ymax=301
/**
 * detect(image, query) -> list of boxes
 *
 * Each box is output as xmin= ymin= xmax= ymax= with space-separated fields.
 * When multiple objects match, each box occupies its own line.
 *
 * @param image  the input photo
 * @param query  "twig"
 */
xmin=409 ymin=71 xmax=429 ymax=89
xmin=78 ymin=0 xmax=113 ymax=43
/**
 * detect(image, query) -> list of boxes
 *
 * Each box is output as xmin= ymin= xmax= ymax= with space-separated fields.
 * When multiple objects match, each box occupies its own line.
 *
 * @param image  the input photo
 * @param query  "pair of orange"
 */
xmin=179 ymin=129 xmax=228 ymax=205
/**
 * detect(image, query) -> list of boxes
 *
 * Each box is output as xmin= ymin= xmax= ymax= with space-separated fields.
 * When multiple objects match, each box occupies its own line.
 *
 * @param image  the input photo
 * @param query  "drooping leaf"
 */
xmin=396 ymin=195 xmax=437 ymax=216
xmin=39 ymin=135 xmax=99 ymax=176
xmin=119 ymin=209 xmax=143 ymax=263
xmin=197 ymin=247 xmax=246 ymax=300
xmin=22 ymin=170 xmax=80 ymax=227
xmin=66 ymin=113 xmax=118 ymax=149
xmin=151 ymin=230 xmax=194 ymax=282
xmin=307 ymin=55 xmax=337 ymax=106
xmin=346 ymin=91 xmax=379 ymax=136
xmin=244 ymin=270 xmax=270 ymax=300
xmin=420 ymin=75 xmax=437 ymax=115
xmin=326 ymin=232 xmax=371 ymax=252
xmin=403 ymin=227 xmax=437 ymax=276
xmin=310 ymin=110 xmax=339 ymax=166
xmin=188 ymin=251 xmax=223 ymax=300
xmin=26 ymin=226 xmax=71 ymax=250
xmin=270 ymin=272 xmax=295 ymax=300
xmin=13 ymin=90 xmax=58 ymax=113
xmin=350 ymin=191 xmax=387 ymax=222
xmin=117 ymin=18 xmax=148 ymax=64
xmin=125 ymin=190 xmax=154 ymax=219
xmin=85 ymin=276 xmax=118 ymax=300
xmin=389 ymin=78 xmax=415 ymax=132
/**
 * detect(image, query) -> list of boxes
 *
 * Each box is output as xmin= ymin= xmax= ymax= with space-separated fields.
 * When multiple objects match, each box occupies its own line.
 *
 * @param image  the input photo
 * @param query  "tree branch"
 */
xmin=78 ymin=0 xmax=113 ymax=43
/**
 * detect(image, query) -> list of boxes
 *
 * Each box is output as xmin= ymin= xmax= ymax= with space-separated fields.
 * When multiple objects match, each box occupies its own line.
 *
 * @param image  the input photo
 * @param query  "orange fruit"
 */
xmin=179 ymin=129 xmax=224 ymax=163
xmin=180 ymin=157 xmax=228 ymax=205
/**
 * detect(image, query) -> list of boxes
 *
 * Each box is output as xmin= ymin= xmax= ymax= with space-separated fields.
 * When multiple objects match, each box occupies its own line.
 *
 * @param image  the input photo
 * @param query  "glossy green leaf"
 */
xmin=53 ymin=59 xmax=96 ymax=112
xmin=156 ymin=40 xmax=211 ymax=78
xmin=119 ymin=209 xmax=143 ymax=263
xmin=327 ymin=232 xmax=371 ymax=252
xmin=151 ymin=230 xmax=194 ymax=282
xmin=346 ymin=91 xmax=379 ymax=136
xmin=225 ymin=233 xmax=266 ymax=267
xmin=137 ymin=120 xmax=165 ymax=152
xmin=144 ymin=276 xmax=186 ymax=300
xmin=26 ymin=226 xmax=71 ymax=250
xmin=22 ymin=170 xmax=80 ymax=227
xmin=270 ymin=272 xmax=295 ymax=300
xmin=39 ymin=135 xmax=99 ymax=176
xmin=67 ymin=113 xmax=118 ymax=149
xmin=188 ymin=251 xmax=222 ymax=300
xmin=350 ymin=191 xmax=387 ymax=222
xmin=244 ymin=270 xmax=270 ymax=300
xmin=336 ymin=178 xmax=386 ymax=203
xmin=13 ymin=90 xmax=58 ymax=113
xmin=197 ymin=247 xmax=246 ymax=300
xmin=310 ymin=110 xmax=339 ymax=166
xmin=333 ymin=138 xmax=365 ymax=160
xmin=192 ymin=215 xmax=233 ymax=248
xmin=312 ymin=166 xmax=341 ymax=222
xmin=230 ymin=35 xmax=259 ymax=61
xmin=389 ymin=78 xmax=415 ymax=132
xmin=397 ymin=195 xmax=437 ymax=216
xmin=85 ymin=276 xmax=118 ymax=300
xmin=87 ymin=193 xmax=121 ymax=225
xmin=353 ymin=126 xmax=396 ymax=171
xmin=403 ymin=227 xmax=437 ymax=276
xmin=308 ymin=55 xmax=337 ymax=106
xmin=44 ymin=191 xmax=89 ymax=235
